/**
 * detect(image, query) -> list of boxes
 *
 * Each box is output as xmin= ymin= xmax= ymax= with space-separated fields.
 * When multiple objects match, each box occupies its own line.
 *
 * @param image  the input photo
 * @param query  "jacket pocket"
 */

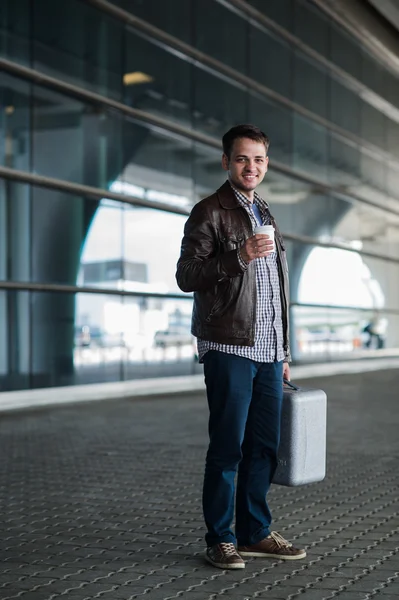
xmin=220 ymin=236 xmax=244 ymax=252
xmin=206 ymin=279 xmax=232 ymax=322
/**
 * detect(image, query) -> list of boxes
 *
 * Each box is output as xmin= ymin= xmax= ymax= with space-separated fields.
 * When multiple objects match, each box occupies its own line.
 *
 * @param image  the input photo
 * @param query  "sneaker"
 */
xmin=238 ymin=531 xmax=306 ymax=560
xmin=205 ymin=543 xmax=245 ymax=569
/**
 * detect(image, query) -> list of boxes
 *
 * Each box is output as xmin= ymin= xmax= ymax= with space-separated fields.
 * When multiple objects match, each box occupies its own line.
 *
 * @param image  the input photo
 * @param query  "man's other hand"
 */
xmin=283 ymin=362 xmax=290 ymax=382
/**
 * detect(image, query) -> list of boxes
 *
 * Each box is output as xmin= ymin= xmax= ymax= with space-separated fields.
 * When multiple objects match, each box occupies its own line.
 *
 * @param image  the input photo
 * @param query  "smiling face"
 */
xmin=222 ymin=137 xmax=269 ymax=201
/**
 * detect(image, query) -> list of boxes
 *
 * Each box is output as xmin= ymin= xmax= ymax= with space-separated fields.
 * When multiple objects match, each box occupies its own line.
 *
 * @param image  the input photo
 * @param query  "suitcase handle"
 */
xmin=283 ymin=379 xmax=300 ymax=390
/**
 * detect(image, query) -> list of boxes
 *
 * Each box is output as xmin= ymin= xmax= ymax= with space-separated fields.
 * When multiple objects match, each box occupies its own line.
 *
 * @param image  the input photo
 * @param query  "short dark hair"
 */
xmin=222 ymin=124 xmax=270 ymax=158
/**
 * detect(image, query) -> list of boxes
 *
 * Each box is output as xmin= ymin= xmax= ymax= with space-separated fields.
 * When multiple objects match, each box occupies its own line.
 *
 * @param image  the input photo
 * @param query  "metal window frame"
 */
xmin=2 ymin=164 xmax=399 ymax=266
xmin=1 ymin=282 xmax=399 ymax=316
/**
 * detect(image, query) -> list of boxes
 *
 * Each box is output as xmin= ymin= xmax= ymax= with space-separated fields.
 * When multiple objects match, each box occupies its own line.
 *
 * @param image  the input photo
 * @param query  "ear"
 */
xmin=265 ymin=156 xmax=269 ymax=172
xmin=222 ymin=153 xmax=229 ymax=172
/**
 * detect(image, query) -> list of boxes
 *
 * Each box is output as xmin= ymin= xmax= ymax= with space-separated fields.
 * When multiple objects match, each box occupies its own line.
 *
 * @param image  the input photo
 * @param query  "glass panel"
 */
xmin=249 ymin=27 xmax=292 ymax=99
xmin=292 ymin=306 xmax=399 ymax=361
xmin=361 ymin=102 xmax=386 ymax=151
xmin=360 ymin=256 xmax=398 ymax=318
xmin=293 ymin=114 xmax=328 ymax=183
xmin=110 ymin=0 xmax=193 ymax=44
xmin=0 ymin=291 xmax=7 ymax=386
xmin=32 ymin=84 xmax=123 ymax=190
xmin=249 ymin=95 xmax=292 ymax=166
xmin=0 ymin=180 xmax=31 ymax=282
xmin=78 ymin=201 xmax=124 ymax=290
xmin=325 ymin=198 xmax=399 ymax=262
xmin=262 ymin=172 xmax=333 ymax=238
xmin=33 ymin=0 xmax=123 ymax=100
xmin=120 ymin=124 xmax=195 ymax=207
xmin=382 ymin=68 xmax=399 ymax=111
xmin=0 ymin=0 xmax=30 ymax=65
xmin=329 ymin=135 xmax=361 ymax=187
xmin=386 ymin=163 xmax=399 ymax=202
xmin=289 ymin=242 xmax=399 ymax=361
xmin=362 ymin=49 xmax=383 ymax=96
xmin=360 ymin=152 xmax=386 ymax=196
xmin=247 ymin=0 xmax=294 ymax=31
xmin=122 ymin=296 xmax=200 ymax=381
xmin=193 ymin=142 xmax=226 ymax=201
xmin=0 ymin=289 xmax=30 ymax=391
xmin=32 ymin=86 xmax=86 ymax=184
xmin=121 ymin=206 xmax=187 ymax=295
xmin=330 ymin=23 xmax=362 ymax=81
xmin=294 ymin=1 xmax=329 ymax=57
xmin=193 ymin=69 xmax=248 ymax=139
xmin=0 ymin=73 xmax=31 ymax=172
xmin=293 ymin=52 xmax=328 ymax=119
xmin=386 ymin=120 xmax=399 ymax=160
xmin=287 ymin=239 xmax=396 ymax=309
xmin=124 ymin=27 xmax=192 ymax=128
xmin=194 ymin=0 xmax=247 ymax=73
xmin=31 ymin=187 xmax=89 ymax=286
xmin=330 ymin=79 xmax=361 ymax=136
xmin=74 ymin=292 xmax=124 ymax=385
xmin=31 ymin=83 xmax=201 ymax=197
xmin=0 ymin=287 xmax=198 ymax=391
xmin=74 ymin=293 xmax=199 ymax=385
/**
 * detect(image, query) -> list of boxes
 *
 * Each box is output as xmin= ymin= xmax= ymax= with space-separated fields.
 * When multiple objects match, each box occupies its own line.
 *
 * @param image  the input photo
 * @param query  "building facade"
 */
xmin=1 ymin=0 xmax=399 ymax=391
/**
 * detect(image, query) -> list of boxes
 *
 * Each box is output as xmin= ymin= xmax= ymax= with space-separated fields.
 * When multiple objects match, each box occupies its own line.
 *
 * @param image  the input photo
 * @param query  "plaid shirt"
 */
xmin=197 ymin=184 xmax=285 ymax=363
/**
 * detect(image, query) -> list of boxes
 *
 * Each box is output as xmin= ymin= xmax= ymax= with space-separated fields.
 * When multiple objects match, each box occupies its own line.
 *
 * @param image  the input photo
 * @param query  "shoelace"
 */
xmin=269 ymin=531 xmax=292 ymax=548
xmin=219 ymin=543 xmax=239 ymax=557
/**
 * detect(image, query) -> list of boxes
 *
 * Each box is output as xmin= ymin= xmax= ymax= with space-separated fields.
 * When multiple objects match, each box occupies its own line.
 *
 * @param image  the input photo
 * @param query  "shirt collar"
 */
xmin=228 ymin=181 xmax=269 ymax=210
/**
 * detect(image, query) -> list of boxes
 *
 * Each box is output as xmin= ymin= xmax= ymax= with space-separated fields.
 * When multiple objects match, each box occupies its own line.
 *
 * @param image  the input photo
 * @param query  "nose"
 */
xmin=244 ymin=161 xmax=256 ymax=171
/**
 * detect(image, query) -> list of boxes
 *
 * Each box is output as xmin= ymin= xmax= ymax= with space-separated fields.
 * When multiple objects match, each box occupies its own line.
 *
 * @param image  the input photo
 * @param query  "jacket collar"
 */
xmin=217 ymin=180 xmax=241 ymax=209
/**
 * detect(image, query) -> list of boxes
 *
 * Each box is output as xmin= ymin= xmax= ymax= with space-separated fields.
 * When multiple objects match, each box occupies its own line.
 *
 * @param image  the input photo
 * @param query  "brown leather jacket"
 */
xmin=176 ymin=181 xmax=291 ymax=361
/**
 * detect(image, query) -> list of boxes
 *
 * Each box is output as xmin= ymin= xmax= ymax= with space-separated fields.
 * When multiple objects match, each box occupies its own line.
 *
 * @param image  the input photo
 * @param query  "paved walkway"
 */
xmin=0 ymin=369 xmax=398 ymax=600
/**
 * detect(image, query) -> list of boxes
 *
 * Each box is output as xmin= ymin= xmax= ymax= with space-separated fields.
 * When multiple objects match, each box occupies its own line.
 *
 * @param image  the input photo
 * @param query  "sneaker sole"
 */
xmin=238 ymin=550 xmax=307 ymax=560
xmin=204 ymin=553 xmax=245 ymax=569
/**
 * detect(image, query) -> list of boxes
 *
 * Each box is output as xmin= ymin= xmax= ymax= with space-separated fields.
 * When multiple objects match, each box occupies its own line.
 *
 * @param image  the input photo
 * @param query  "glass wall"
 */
xmin=1 ymin=0 xmax=399 ymax=391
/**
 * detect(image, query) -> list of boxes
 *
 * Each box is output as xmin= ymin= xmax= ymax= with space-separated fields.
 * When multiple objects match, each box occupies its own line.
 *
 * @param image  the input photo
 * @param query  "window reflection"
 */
xmin=298 ymin=247 xmax=385 ymax=309
xmin=249 ymin=27 xmax=292 ymax=99
xmin=194 ymin=0 xmax=248 ymax=72
xmin=110 ymin=0 xmax=193 ymax=44
xmin=293 ymin=52 xmax=328 ymax=119
xmin=0 ymin=74 xmax=31 ymax=172
xmin=0 ymin=0 xmax=30 ymax=65
xmin=80 ymin=202 xmax=186 ymax=295
xmin=33 ymin=0 xmax=123 ymax=99
xmin=292 ymin=306 xmax=395 ymax=361
xmin=74 ymin=293 xmax=199 ymax=384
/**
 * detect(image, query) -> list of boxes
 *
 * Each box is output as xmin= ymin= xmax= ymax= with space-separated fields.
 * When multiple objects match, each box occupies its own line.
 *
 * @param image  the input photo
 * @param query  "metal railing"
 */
xmin=1 ymin=165 xmax=399 ymax=265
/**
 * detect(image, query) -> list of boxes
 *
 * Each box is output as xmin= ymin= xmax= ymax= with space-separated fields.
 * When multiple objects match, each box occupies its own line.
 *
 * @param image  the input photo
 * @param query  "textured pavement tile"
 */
xmin=0 ymin=370 xmax=398 ymax=600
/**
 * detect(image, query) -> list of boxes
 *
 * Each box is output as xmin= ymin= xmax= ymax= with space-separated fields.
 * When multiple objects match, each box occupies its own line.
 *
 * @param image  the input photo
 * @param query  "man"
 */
xmin=176 ymin=124 xmax=306 ymax=569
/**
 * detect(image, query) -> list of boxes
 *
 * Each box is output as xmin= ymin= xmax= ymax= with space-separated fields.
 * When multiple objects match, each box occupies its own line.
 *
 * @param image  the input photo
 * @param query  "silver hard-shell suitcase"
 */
xmin=272 ymin=380 xmax=327 ymax=487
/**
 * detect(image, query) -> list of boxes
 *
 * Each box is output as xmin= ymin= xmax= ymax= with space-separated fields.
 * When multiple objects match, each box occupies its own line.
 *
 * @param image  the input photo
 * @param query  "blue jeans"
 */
xmin=202 ymin=350 xmax=283 ymax=547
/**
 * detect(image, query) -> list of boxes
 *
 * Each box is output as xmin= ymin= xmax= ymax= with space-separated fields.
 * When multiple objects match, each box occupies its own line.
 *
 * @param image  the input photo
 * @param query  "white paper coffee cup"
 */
xmin=254 ymin=225 xmax=275 ymax=250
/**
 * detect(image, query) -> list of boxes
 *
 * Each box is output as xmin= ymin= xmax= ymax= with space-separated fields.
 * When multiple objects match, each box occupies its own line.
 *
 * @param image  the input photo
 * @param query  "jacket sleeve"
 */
xmin=176 ymin=202 xmax=245 ymax=293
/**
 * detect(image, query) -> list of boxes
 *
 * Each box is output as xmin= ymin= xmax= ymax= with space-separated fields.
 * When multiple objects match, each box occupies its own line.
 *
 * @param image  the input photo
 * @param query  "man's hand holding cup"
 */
xmin=240 ymin=225 xmax=275 ymax=263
